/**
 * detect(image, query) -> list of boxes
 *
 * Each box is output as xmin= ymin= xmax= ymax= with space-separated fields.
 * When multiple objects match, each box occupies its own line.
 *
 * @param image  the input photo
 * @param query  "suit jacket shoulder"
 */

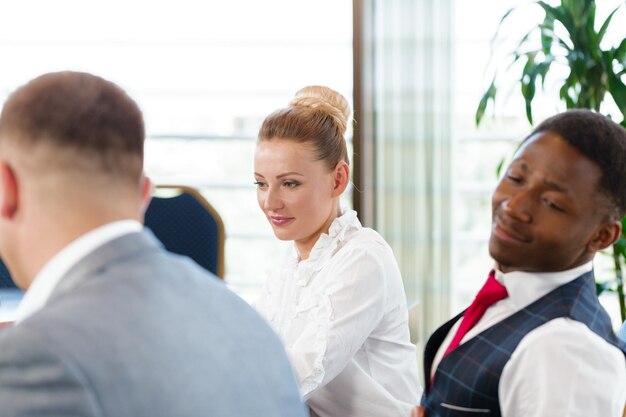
xmin=0 ymin=320 xmax=101 ymax=416
xmin=0 ymin=231 xmax=306 ymax=417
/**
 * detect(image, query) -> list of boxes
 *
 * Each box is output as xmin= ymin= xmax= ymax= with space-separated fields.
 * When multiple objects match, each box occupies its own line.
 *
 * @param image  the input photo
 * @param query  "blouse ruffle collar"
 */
xmin=290 ymin=209 xmax=361 ymax=287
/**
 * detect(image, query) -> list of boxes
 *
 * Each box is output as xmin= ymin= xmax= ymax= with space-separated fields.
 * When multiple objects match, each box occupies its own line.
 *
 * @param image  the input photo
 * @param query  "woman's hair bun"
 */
xmin=290 ymin=85 xmax=351 ymax=135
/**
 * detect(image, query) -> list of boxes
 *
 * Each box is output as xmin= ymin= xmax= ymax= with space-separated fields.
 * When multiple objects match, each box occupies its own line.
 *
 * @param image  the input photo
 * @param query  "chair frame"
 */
xmin=153 ymin=185 xmax=226 ymax=279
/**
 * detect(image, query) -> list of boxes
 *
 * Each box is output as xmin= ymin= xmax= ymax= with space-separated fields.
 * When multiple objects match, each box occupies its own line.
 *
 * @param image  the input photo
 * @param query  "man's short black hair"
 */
xmin=525 ymin=109 xmax=626 ymax=218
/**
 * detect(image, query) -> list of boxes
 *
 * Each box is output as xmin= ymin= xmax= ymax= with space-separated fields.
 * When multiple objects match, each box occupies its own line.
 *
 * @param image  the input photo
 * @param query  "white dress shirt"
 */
xmin=431 ymin=262 xmax=626 ymax=417
xmin=15 ymin=220 xmax=142 ymax=323
xmin=255 ymin=209 xmax=421 ymax=417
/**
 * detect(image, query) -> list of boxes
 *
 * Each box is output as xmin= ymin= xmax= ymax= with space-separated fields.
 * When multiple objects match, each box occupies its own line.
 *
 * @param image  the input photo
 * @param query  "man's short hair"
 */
xmin=0 ymin=71 xmax=144 ymax=181
xmin=525 ymin=109 xmax=626 ymax=218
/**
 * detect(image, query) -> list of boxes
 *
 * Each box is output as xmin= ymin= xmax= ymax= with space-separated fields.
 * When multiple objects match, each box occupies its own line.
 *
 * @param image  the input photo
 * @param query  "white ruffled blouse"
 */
xmin=255 ymin=210 xmax=421 ymax=417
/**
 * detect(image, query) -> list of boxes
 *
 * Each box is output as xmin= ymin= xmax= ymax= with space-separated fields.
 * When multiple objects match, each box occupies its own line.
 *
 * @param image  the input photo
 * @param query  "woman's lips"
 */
xmin=270 ymin=216 xmax=295 ymax=226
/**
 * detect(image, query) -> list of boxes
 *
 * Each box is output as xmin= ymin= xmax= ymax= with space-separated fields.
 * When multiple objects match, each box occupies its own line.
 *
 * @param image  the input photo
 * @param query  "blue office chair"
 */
xmin=0 ymin=258 xmax=16 ymax=289
xmin=144 ymin=185 xmax=225 ymax=279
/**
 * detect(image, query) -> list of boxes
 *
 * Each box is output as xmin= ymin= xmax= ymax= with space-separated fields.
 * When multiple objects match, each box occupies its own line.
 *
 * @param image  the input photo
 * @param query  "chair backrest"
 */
xmin=0 ymin=258 xmax=16 ymax=289
xmin=1 ymin=185 xmax=226 ymax=286
xmin=144 ymin=185 xmax=225 ymax=278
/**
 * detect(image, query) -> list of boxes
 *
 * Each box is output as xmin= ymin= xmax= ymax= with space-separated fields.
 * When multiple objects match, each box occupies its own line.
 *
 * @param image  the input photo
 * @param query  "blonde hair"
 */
xmin=258 ymin=85 xmax=351 ymax=169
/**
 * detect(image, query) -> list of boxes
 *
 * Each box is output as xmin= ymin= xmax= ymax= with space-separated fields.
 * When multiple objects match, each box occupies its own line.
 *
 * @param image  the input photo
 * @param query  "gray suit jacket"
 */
xmin=0 ymin=231 xmax=306 ymax=417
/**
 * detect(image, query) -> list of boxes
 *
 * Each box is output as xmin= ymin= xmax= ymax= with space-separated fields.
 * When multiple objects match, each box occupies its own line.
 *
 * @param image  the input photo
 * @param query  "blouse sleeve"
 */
xmin=288 ymin=242 xmax=389 ymax=399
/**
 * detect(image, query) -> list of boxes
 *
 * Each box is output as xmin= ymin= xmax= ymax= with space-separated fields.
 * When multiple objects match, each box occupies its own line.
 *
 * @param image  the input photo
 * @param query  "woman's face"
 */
xmin=254 ymin=139 xmax=345 ymax=258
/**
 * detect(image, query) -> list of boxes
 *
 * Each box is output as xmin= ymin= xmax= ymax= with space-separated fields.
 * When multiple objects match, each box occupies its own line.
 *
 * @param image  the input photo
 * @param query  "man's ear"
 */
xmin=139 ymin=175 xmax=154 ymax=216
xmin=331 ymin=161 xmax=350 ymax=198
xmin=587 ymin=220 xmax=621 ymax=253
xmin=0 ymin=161 xmax=18 ymax=219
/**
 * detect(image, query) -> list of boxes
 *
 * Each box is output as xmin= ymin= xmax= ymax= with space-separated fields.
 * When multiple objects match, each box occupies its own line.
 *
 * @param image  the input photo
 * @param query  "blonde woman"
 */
xmin=253 ymin=86 xmax=421 ymax=417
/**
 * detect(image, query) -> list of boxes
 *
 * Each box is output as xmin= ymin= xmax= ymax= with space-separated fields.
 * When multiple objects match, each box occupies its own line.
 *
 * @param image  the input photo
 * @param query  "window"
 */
xmin=0 ymin=0 xmax=353 ymax=298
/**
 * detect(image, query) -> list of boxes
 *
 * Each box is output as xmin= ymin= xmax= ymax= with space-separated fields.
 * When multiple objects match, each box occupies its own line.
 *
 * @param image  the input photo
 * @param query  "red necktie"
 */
xmin=443 ymin=270 xmax=508 ymax=357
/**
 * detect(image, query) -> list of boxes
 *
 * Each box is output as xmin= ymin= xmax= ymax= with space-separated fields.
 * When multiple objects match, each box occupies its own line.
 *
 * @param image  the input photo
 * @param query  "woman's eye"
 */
xmin=254 ymin=180 xmax=267 ymax=188
xmin=283 ymin=181 xmax=300 ymax=189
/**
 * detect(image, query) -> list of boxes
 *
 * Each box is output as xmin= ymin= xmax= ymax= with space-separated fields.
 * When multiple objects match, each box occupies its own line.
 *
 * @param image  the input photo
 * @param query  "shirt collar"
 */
xmin=494 ymin=261 xmax=593 ymax=310
xmin=15 ymin=220 xmax=142 ymax=324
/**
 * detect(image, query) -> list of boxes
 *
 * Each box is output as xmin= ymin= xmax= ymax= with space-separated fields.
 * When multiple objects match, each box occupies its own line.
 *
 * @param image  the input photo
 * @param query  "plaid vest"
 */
xmin=421 ymin=271 xmax=626 ymax=417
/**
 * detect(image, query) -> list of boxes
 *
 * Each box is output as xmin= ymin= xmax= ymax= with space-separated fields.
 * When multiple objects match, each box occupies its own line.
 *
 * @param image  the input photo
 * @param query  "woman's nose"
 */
xmin=262 ymin=187 xmax=283 ymax=211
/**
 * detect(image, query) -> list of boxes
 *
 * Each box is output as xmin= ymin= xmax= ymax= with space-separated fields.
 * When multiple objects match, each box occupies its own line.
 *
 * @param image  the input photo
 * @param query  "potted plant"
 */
xmin=475 ymin=0 xmax=626 ymax=321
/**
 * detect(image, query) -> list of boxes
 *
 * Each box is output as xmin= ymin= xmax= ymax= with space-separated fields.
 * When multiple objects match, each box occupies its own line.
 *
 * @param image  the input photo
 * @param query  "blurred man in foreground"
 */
xmin=0 ymin=71 xmax=306 ymax=417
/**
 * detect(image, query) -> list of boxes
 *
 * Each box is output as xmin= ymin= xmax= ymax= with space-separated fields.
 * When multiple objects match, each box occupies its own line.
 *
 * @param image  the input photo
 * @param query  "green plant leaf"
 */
xmin=596 ymin=280 xmax=614 ymax=295
xmin=476 ymin=78 xmax=497 ymax=126
xmin=563 ymin=0 xmax=587 ymax=19
xmin=490 ymin=5 xmax=519 ymax=47
xmin=617 ymin=239 xmax=626 ymax=256
xmin=585 ymin=13 xmax=600 ymax=60
xmin=602 ymin=52 xmax=626 ymax=118
xmin=538 ymin=22 xmax=573 ymax=51
xmin=537 ymin=56 xmax=555 ymax=85
xmin=559 ymin=79 xmax=576 ymax=108
xmin=514 ymin=29 xmax=535 ymax=56
xmin=563 ymin=0 xmax=593 ymax=30
xmin=495 ymin=158 xmax=506 ymax=177
xmin=541 ymin=14 xmax=555 ymax=54
xmin=538 ymin=1 xmax=574 ymax=34
xmin=598 ymin=5 xmax=621 ymax=45
xmin=615 ymin=38 xmax=626 ymax=62
xmin=567 ymin=50 xmax=588 ymax=80
xmin=615 ymin=239 xmax=626 ymax=254
xmin=521 ymin=52 xmax=539 ymax=123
